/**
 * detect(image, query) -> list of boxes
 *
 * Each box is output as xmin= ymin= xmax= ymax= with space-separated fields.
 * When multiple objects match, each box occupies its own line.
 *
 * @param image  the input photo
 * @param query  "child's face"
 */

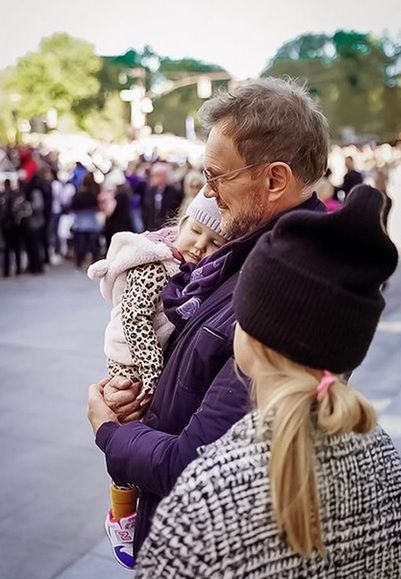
xmin=176 ymin=217 xmax=226 ymax=263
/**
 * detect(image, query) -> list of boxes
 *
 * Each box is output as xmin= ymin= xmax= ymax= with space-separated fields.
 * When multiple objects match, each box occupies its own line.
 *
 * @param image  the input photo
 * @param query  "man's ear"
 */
xmin=265 ymin=162 xmax=293 ymax=202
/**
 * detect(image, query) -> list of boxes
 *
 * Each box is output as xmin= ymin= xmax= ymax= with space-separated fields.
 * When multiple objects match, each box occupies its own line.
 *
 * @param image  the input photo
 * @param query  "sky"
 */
xmin=1 ymin=0 xmax=401 ymax=79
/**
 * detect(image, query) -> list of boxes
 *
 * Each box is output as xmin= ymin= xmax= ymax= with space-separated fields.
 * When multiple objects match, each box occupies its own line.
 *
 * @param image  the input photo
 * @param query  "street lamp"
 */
xmin=120 ymin=85 xmax=152 ymax=136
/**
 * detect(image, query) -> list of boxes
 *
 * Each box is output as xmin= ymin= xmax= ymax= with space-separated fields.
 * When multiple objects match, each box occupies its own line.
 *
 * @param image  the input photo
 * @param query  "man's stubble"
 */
xmin=220 ymin=188 xmax=273 ymax=239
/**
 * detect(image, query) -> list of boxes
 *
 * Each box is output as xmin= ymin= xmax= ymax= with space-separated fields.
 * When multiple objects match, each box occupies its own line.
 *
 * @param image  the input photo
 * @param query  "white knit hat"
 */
xmin=183 ymin=186 xmax=226 ymax=238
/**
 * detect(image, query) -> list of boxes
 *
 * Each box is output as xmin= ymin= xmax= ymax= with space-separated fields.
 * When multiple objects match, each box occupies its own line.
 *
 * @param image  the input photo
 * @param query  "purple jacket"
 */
xmin=96 ymin=193 xmax=325 ymax=554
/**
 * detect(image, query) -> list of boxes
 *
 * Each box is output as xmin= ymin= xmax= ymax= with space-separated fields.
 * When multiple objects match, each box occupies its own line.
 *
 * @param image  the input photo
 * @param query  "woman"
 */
xmin=71 ymin=172 xmax=100 ymax=268
xmin=133 ymin=185 xmax=401 ymax=577
xmin=180 ymin=170 xmax=204 ymax=214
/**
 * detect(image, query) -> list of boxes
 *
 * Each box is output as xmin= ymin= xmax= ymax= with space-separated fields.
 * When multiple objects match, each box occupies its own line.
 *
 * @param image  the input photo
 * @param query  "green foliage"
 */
xmin=80 ymin=93 xmax=128 ymax=141
xmin=8 ymin=33 xmax=101 ymax=119
xmin=0 ymin=69 xmax=15 ymax=142
xmin=149 ymin=57 xmax=227 ymax=136
xmin=263 ymin=30 xmax=401 ymax=141
xmin=3 ymin=30 xmax=399 ymax=143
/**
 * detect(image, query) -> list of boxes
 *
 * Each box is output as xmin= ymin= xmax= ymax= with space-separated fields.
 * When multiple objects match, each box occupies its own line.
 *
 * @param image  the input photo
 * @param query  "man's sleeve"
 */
xmin=96 ymin=357 xmax=250 ymax=497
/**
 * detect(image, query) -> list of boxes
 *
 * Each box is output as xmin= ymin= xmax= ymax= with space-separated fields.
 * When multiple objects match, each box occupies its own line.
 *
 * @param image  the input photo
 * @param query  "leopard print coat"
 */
xmin=107 ymin=262 xmax=171 ymax=395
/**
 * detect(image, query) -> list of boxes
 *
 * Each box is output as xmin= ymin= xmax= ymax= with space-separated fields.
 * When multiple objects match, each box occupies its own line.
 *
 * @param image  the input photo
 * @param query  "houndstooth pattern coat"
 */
xmin=134 ymin=411 xmax=401 ymax=578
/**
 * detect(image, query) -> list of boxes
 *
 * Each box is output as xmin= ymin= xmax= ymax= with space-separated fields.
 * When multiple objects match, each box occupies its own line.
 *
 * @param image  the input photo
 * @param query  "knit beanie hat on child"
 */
xmin=234 ymin=185 xmax=398 ymax=373
xmin=183 ymin=186 xmax=227 ymax=238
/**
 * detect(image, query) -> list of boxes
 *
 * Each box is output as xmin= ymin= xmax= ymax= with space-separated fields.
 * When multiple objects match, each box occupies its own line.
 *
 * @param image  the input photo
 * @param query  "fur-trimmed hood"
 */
xmin=87 ymin=232 xmax=179 ymax=301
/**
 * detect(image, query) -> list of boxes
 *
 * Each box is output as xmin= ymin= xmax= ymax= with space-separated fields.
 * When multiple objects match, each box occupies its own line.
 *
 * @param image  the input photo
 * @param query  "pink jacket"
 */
xmin=87 ymin=232 xmax=180 ymax=366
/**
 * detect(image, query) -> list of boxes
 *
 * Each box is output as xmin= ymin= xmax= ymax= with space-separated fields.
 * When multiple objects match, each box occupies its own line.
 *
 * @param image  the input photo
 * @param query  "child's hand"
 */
xmin=103 ymin=377 xmax=150 ymax=422
xmin=103 ymin=377 xmax=139 ymax=408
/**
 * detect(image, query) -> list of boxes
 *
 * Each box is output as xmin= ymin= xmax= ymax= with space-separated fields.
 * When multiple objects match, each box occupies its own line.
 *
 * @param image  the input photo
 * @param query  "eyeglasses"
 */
xmin=202 ymin=161 xmax=269 ymax=193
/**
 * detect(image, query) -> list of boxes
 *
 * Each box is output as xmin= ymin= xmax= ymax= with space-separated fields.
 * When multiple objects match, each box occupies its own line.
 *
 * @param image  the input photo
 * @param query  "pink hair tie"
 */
xmin=317 ymin=370 xmax=336 ymax=401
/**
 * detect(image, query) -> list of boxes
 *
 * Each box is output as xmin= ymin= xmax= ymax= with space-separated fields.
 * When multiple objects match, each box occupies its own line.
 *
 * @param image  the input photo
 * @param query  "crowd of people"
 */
xmin=1 ymin=133 xmax=400 ymax=279
xmin=0 ymin=148 xmax=204 ymax=277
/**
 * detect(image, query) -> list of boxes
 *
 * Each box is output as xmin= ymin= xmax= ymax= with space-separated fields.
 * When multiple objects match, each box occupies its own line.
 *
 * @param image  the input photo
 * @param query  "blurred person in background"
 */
xmin=335 ymin=155 xmax=363 ymax=199
xmin=0 ymin=179 xmax=27 ymax=277
xmin=70 ymin=161 xmax=87 ymax=190
xmin=142 ymin=163 xmax=183 ymax=231
xmin=23 ymin=174 xmax=46 ymax=274
xmin=315 ymin=168 xmax=341 ymax=212
xmin=49 ymin=169 xmax=64 ymax=259
xmin=57 ymin=178 xmax=76 ymax=259
xmin=126 ymin=161 xmax=147 ymax=233
xmin=71 ymin=172 xmax=100 ymax=268
xmin=26 ymin=167 xmax=53 ymax=266
xmin=102 ymin=169 xmax=133 ymax=249
xmin=19 ymin=148 xmax=38 ymax=184
xmin=180 ymin=170 xmax=204 ymax=214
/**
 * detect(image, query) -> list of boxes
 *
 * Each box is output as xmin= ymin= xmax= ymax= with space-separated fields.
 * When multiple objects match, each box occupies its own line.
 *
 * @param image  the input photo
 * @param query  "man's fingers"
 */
xmin=115 ymin=399 xmax=141 ymax=417
xmin=88 ymin=383 xmax=101 ymax=400
xmin=137 ymin=394 xmax=153 ymax=407
xmin=110 ymin=389 xmax=137 ymax=404
xmin=119 ymin=409 xmax=146 ymax=423
xmin=97 ymin=377 xmax=113 ymax=388
xmin=107 ymin=390 xmax=138 ymax=412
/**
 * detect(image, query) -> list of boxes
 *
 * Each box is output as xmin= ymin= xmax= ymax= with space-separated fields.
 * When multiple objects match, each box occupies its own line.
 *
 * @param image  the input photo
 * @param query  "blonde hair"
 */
xmin=252 ymin=343 xmax=376 ymax=556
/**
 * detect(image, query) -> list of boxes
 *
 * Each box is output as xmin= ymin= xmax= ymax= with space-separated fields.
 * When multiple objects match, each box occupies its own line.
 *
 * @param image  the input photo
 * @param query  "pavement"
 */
xmin=0 ymin=266 xmax=130 ymax=579
xmin=0 ymin=253 xmax=401 ymax=579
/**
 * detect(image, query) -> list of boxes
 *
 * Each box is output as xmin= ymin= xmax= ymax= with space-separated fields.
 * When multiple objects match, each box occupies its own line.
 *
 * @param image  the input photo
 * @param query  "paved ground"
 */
xmin=0 ymin=266 xmax=129 ymax=579
xmin=0 ymin=253 xmax=400 ymax=579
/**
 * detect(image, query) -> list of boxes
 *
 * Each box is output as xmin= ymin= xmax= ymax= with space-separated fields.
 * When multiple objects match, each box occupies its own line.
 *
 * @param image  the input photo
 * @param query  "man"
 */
xmin=142 ymin=163 xmax=183 ymax=230
xmin=335 ymin=155 xmax=363 ymax=199
xmin=87 ymin=78 xmax=329 ymax=564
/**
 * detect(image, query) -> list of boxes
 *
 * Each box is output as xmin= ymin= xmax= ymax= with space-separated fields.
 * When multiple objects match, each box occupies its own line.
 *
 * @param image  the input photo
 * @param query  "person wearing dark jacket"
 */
xmin=87 ymin=78 xmax=330 ymax=562
xmin=142 ymin=163 xmax=183 ymax=230
xmin=335 ymin=155 xmax=363 ymax=199
xmin=71 ymin=173 xmax=100 ymax=268
xmin=0 ymin=179 xmax=26 ymax=276
xmin=103 ymin=181 xmax=133 ymax=249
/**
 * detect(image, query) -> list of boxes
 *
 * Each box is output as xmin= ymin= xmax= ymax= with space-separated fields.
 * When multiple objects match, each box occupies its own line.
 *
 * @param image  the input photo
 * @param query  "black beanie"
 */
xmin=234 ymin=185 xmax=398 ymax=373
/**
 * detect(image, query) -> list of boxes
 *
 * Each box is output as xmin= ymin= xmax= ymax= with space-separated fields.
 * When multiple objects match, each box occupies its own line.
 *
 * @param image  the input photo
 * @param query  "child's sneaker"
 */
xmin=104 ymin=509 xmax=136 ymax=569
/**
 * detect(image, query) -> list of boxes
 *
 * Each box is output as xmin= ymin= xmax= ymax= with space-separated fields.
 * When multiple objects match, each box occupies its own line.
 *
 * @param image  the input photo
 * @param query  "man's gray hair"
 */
xmin=198 ymin=77 xmax=329 ymax=186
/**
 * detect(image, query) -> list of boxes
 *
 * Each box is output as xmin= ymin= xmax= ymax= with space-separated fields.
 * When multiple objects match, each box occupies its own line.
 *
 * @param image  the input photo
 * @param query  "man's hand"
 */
xmin=87 ymin=378 xmax=118 ymax=435
xmin=103 ymin=378 xmax=152 ymax=423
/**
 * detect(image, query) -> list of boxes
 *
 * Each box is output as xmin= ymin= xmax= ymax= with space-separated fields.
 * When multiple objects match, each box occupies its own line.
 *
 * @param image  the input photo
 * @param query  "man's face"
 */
xmin=203 ymin=124 xmax=270 ymax=238
xmin=150 ymin=167 xmax=168 ymax=188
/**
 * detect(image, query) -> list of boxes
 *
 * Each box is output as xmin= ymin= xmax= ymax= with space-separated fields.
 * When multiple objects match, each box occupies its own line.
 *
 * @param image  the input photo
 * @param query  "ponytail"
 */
xmin=255 ymin=347 xmax=376 ymax=556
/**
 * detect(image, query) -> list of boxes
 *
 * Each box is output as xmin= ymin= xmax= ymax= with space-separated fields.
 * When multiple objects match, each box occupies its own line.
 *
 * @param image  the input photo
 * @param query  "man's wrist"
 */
xmin=95 ymin=420 xmax=120 ymax=450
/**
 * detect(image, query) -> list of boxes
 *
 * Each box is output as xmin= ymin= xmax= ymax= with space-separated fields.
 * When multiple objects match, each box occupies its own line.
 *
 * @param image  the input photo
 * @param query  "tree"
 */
xmin=262 ymin=30 xmax=401 ymax=141
xmin=8 ymin=33 xmax=101 ymax=122
xmin=148 ymin=57 xmax=228 ymax=136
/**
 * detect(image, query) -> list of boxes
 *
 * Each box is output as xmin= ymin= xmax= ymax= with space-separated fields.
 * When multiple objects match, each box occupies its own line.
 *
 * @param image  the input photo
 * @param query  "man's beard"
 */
xmin=220 ymin=190 xmax=272 ymax=239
